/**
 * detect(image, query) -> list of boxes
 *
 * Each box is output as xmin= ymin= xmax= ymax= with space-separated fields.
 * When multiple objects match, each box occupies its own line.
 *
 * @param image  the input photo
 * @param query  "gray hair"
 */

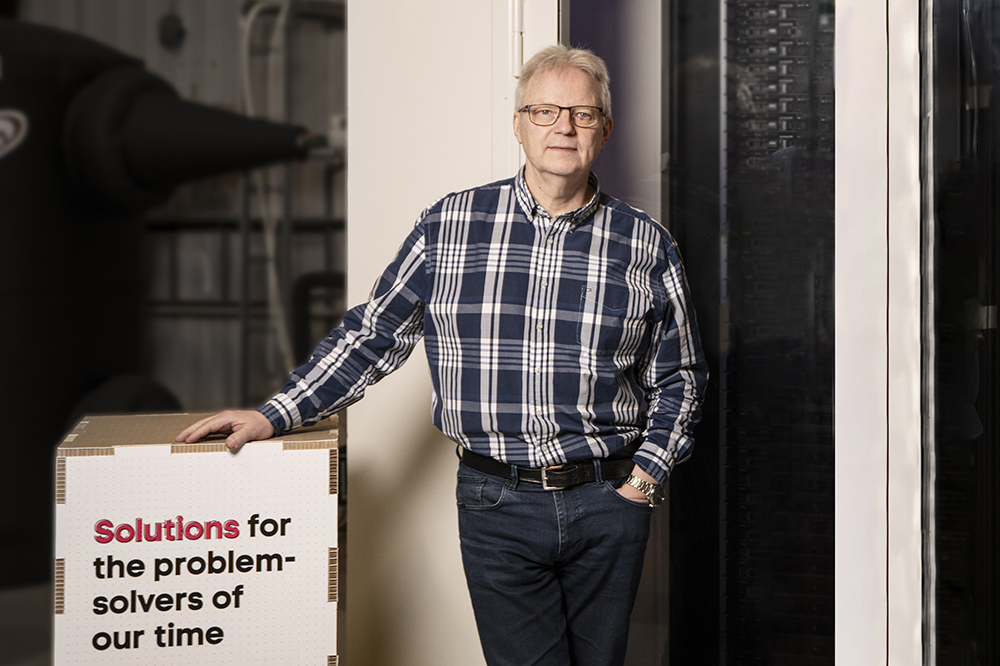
xmin=515 ymin=44 xmax=612 ymax=118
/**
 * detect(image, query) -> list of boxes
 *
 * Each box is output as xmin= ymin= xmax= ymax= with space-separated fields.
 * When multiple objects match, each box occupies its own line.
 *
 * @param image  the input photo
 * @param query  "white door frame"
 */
xmin=835 ymin=0 xmax=924 ymax=663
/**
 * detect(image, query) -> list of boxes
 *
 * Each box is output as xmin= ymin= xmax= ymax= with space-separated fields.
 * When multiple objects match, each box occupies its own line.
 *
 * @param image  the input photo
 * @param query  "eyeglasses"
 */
xmin=518 ymin=104 xmax=604 ymax=128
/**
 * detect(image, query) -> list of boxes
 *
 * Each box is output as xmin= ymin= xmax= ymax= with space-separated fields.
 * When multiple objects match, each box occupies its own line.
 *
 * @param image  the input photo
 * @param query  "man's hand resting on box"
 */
xmin=175 ymin=410 xmax=274 ymax=453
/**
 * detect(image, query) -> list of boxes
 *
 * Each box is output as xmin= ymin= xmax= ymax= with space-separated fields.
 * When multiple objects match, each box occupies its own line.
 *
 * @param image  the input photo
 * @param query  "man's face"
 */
xmin=513 ymin=66 xmax=612 ymax=187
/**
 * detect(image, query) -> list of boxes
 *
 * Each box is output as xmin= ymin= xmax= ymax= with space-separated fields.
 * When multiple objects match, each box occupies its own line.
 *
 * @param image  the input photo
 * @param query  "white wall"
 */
xmin=345 ymin=2 xmax=555 ymax=664
xmin=886 ymin=0 xmax=923 ymax=661
xmin=836 ymin=3 xmax=926 ymax=660
xmin=834 ymin=0 xmax=892 ymax=662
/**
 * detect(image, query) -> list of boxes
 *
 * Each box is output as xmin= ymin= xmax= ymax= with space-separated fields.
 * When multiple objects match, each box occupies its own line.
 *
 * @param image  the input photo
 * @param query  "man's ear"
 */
xmin=513 ymin=112 xmax=522 ymax=144
xmin=601 ymin=116 xmax=613 ymax=147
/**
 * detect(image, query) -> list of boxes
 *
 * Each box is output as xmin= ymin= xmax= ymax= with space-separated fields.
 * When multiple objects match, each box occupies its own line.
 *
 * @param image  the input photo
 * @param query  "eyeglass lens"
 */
xmin=526 ymin=105 xmax=601 ymax=128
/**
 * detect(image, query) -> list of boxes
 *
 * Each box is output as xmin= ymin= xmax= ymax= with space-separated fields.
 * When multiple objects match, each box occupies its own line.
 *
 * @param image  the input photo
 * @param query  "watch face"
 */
xmin=650 ymin=485 xmax=666 ymax=505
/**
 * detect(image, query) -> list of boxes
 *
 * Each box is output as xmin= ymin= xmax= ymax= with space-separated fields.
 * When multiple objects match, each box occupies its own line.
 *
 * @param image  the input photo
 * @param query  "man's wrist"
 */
xmin=622 ymin=466 xmax=665 ymax=506
xmin=257 ymin=402 xmax=288 ymax=437
xmin=628 ymin=465 xmax=657 ymax=485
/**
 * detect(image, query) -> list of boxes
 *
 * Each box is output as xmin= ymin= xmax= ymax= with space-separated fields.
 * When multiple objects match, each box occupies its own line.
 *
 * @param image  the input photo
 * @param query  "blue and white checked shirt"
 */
xmin=260 ymin=169 xmax=707 ymax=483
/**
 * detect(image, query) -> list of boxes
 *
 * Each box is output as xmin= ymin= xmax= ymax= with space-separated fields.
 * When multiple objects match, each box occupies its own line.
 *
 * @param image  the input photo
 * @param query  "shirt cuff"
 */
xmin=257 ymin=394 xmax=303 ymax=436
xmin=634 ymin=433 xmax=686 ymax=485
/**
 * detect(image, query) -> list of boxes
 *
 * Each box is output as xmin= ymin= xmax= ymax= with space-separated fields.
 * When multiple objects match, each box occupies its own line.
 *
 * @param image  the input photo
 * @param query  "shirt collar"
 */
xmin=514 ymin=167 xmax=602 ymax=226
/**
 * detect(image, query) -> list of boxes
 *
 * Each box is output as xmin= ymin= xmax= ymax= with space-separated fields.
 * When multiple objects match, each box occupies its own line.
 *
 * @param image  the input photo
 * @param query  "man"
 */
xmin=178 ymin=44 xmax=707 ymax=666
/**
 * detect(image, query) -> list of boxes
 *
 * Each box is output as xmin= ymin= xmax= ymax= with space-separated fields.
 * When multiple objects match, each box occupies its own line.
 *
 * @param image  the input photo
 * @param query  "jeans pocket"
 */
xmin=457 ymin=471 xmax=509 ymax=511
xmin=601 ymin=480 xmax=653 ymax=511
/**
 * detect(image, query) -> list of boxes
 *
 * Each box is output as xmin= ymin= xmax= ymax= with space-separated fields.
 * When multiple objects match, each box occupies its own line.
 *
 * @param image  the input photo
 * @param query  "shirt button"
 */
xmin=535 ymin=408 xmax=543 ymax=416
xmin=536 ymin=323 xmax=543 ymax=330
xmin=541 ymin=280 xmax=548 ymax=287
xmin=547 ymin=238 xmax=554 ymax=245
xmin=534 ymin=367 xmax=542 ymax=374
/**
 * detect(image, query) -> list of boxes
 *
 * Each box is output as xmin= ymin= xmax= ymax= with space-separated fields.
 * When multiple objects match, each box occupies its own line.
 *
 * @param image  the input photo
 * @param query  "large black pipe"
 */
xmin=64 ymin=64 xmax=313 ymax=211
xmin=0 ymin=17 xmax=320 ymax=586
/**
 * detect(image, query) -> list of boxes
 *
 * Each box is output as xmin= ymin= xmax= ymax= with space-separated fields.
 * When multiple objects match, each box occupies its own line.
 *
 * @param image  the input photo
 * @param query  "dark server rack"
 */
xmin=722 ymin=2 xmax=835 ymax=664
xmin=929 ymin=0 xmax=1000 ymax=662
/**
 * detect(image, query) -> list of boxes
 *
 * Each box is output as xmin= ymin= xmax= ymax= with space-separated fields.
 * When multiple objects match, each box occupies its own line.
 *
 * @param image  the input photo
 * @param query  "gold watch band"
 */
xmin=625 ymin=475 xmax=665 ymax=506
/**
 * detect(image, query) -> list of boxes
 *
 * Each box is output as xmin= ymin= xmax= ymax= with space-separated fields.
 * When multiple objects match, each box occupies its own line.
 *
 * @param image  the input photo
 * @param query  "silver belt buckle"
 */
xmin=539 ymin=465 xmax=562 ymax=491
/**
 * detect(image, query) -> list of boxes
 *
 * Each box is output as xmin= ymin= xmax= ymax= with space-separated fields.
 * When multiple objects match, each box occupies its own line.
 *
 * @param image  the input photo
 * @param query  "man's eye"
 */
xmin=536 ymin=108 xmax=553 ymax=116
xmin=576 ymin=111 xmax=593 ymax=120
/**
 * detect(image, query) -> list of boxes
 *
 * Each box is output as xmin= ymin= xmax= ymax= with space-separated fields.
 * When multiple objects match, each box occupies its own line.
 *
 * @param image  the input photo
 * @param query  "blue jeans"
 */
xmin=457 ymin=461 xmax=652 ymax=666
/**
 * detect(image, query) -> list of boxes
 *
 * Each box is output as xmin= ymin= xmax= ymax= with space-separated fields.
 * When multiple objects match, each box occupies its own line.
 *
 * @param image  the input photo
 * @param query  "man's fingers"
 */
xmin=176 ymin=416 xmax=221 ymax=443
xmin=226 ymin=430 xmax=252 ymax=453
xmin=225 ymin=413 xmax=274 ymax=453
xmin=175 ymin=411 xmax=271 ymax=447
xmin=176 ymin=414 xmax=231 ymax=443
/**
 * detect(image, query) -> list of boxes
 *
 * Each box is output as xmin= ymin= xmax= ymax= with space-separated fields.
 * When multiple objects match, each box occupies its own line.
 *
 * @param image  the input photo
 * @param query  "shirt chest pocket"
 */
xmin=576 ymin=284 xmax=652 ymax=358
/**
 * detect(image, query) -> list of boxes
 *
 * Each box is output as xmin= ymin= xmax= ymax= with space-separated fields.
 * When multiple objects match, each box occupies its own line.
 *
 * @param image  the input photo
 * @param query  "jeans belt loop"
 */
xmin=510 ymin=463 xmax=520 ymax=489
xmin=593 ymin=458 xmax=604 ymax=484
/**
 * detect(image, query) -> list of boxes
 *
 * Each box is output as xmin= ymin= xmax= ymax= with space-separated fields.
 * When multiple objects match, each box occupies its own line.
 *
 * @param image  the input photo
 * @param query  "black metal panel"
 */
xmin=670 ymin=2 xmax=835 ymax=663
xmin=930 ymin=0 xmax=1000 ymax=662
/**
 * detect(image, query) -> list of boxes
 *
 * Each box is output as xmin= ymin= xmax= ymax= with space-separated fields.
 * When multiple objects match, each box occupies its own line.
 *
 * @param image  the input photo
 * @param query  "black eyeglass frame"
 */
xmin=518 ymin=104 xmax=606 ymax=128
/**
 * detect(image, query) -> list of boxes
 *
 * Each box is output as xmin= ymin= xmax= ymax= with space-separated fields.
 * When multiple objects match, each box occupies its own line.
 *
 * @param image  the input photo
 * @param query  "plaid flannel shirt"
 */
xmin=260 ymin=169 xmax=707 ymax=483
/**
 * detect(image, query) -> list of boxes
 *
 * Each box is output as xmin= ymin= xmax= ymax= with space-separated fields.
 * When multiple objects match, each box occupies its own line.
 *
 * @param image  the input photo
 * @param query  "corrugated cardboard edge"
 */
xmin=57 ymin=447 xmax=114 ymax=457
xmin=328 ymin=656 xmax=339 ymax=666
xmin=55 ymin=457 xmax=66 ymax=505
xmin=171 ymin=442 xmax=228 ymax=454
xmin=167 ymin=438 xmax=337 ymax=454
xmin=54 ymin=559 xmax=65 ymax=614
xmin=329 ymin=547 xmax=339 ymax=603
xmin=330 ymin=449 xmax=339 ymax=495
xmin=282 ymin=437 xmax=337 ymax=451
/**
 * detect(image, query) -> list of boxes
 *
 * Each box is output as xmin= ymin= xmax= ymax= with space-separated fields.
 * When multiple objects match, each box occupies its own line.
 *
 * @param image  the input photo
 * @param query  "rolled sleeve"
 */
xmin=634 ymin=239 xmax=709 ymax=484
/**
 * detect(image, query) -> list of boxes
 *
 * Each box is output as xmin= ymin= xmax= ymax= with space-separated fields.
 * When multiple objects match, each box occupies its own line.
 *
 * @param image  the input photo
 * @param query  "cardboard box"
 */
xmin=54 ymin=413 xmax=339 ymax=665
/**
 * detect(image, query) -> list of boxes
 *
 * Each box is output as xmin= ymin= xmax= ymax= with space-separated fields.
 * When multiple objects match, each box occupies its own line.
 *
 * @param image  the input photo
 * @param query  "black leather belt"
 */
xmin=460 ymin=448 xmax=634 ymax=490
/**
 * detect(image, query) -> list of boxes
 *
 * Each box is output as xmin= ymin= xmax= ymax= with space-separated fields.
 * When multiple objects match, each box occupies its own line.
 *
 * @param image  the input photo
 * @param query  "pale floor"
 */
xmin=0 ymin=583 xmax=52 ymax=666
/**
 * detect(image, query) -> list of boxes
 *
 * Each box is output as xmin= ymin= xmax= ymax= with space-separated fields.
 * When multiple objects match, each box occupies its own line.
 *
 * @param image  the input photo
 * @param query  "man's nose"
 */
xmin=553 ymin=108 xmax=576 ymax=132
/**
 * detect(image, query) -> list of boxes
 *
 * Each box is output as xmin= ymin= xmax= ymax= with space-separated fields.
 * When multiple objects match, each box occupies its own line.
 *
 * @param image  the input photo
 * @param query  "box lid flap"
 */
xmin=57 ymin=413 xmax=338 ymax=452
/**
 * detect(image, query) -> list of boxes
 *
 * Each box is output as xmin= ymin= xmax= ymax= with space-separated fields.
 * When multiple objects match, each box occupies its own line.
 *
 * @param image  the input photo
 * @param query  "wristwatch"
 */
xmin=624 ymin=475 xmax=666 ymax=507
